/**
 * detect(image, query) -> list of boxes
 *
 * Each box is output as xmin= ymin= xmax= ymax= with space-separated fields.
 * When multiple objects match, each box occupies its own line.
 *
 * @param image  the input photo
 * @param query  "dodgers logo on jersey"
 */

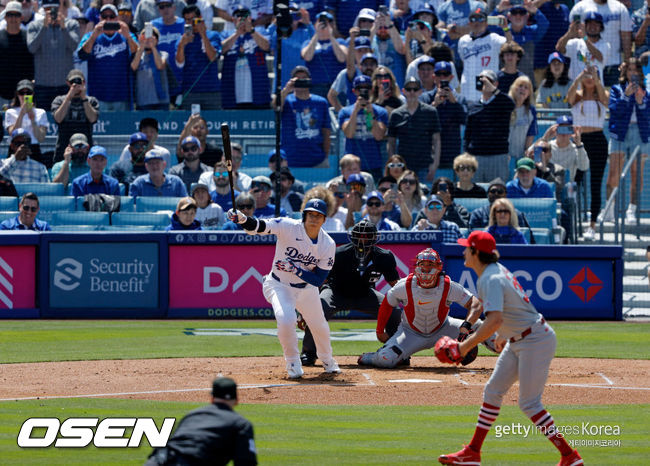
xmin=285 ymin=247 xmax=319 ymax=268
xmin=460 ymin=42 xmax=492 ymax=60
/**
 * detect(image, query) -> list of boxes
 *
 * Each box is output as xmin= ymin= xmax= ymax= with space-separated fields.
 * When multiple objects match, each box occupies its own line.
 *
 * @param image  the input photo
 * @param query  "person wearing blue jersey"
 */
xmin=131 ymin=25 xmax=170 ymax=109
xmin=301 ymin=11 xmax=347 ymax=97
xmin=338 ymin=75 xmax=388 ymax=178
xmin=70 ymin=145 xmax=121 ymax=197
xmin=279 ymin=66 xmax=331 ymax=167
xmin=221 ymin=4 xmax=271 ymax=109
xmin=0 ymin=193 xmax=51 ymax=231
xmin=371 ymin=8 xmax=406 ymax=88
xmin=152 ymin=0 xmax=185 ymax=100
xmin=77 ymin=4 xmax=138 ymax=111
xmin=267 ymin=2 xmax=315 ymax=88
xmin=175 ymin=4 xmax=221 ymax=109
xmin=326 ymin=0 xmax=380 ymax=37
xmin=129 ymin=149 xmax=188 ymax=197
xmin=327 ymin=36 xmax=374 ymax=111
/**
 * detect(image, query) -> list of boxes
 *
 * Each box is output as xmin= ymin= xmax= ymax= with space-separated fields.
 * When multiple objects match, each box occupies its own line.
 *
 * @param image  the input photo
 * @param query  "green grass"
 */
xmin=0 ymin=399 xmax=647 ymax=465
xmin=0 ymin=320 xmax=649 ymax=363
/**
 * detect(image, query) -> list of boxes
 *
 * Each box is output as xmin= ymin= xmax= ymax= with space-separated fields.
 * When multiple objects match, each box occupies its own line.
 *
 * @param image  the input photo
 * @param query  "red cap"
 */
xmin=457 ymin=231 xmax=497 ymax=254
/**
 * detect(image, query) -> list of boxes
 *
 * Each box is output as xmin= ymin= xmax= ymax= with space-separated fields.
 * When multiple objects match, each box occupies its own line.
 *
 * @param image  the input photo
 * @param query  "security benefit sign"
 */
xmin=49 ymin=243 xmax=158 ymax=308
xmin=0 ymin=246 xmax=36 ymax=309
xmin=444 ymin=257 xmax=615 ymax=319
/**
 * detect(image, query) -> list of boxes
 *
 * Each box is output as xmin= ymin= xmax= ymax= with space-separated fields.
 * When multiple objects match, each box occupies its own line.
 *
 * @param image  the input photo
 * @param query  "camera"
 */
xmin=439 ymin=80 xmax=450 ymax=89
xmin=358 ymin=88 xmax=370 ymax=100
xmin=70 ymin=77 xmax=83 ymax=85
xmin=103 ymin=22 xmax=120 ymax=31
xmin=294 ymin=78 xmax=312 ymax=88
xmin=50 ymin=6 xmax=58 ymax=20
xmin=438 ymin=182 xmax=448 ymax=192
xmin=336 ymin=183 xmax=349 ymax=194
xmin=193 ymin=18 xmax=203 ymax=25
xmin=358 ymin=29 xmax=371 ymax=37
xmin=378 ymin=5 xmax=389 ymax=15
xmin=475 ymin=75 xmax=484 ymax=91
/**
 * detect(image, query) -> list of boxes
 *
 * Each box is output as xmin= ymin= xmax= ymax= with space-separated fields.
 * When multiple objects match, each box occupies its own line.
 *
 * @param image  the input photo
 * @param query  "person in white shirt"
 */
xmin=556 ymin=11 xmax=610 ymax=82
xmin=191 ymin=183 xmax=225 ymax=229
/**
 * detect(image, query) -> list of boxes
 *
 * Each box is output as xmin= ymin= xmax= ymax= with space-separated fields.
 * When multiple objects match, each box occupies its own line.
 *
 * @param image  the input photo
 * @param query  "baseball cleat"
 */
xmin=438 ymin=444 xmax=481 ymax=465
xmin=396 ymin=357 xmax=411 ymax=366
xmin=322 ymin=359 xmax=341 ymax=374
xmin=557 ymin=449 xmax=583 ymax=466
xmin=357 ymin=352 xmax=374 ymax=366
xmin=286 ymin=362 xmax=304 ymax=379
xmin=300 ymin=352 xmax=317 ymax=367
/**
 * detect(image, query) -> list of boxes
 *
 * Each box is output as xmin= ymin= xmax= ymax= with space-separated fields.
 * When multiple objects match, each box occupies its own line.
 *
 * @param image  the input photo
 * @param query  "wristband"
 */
xmin=460 ymin=321 xmax=473 ymax=332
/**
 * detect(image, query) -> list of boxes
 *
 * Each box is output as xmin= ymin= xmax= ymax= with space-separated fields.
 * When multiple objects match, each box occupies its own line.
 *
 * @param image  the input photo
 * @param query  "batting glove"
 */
xmin=226 ymin=208 xmax=247 ymax=224
xmin=275 ymin=259 xmax=298 ymax=274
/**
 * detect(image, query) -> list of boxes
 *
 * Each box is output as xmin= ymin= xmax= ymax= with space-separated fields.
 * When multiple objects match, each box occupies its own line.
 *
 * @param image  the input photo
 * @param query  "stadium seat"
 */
xmin=73 ymin=195 xmax=135 ymax=212
xmin=14 ymin=182 xmax=64 ymax=197
xmin=119 ymin=183 xmax=126 ymax=195
xmin=0 ymin=197 xmax=18 ymax=211
xmin=510 ymin=198 xmax=557 ymax=229
xmin=51 ymin=211 xmax=110 ymax=227
xmin=242 ymin=167 xmax=270 ymax=178
xmin=51 ymin=225 xmax=100 ymax=231
xmin=455 ymin=198 xmax=488 ymax=213
xmin=101 ymin=225 xmax=156 ymax=231
xmin=0 ymin=211 xmax=18 ymax=223
xmin=111 ymin=212 xmax=171 ymax=229
xmin=136 ymin=197 xmax=184 ymax=213
xmin=531 ymin=228 xmax=553 ymax=244
xmin=38 ymin=196 xmax=76 ymax=212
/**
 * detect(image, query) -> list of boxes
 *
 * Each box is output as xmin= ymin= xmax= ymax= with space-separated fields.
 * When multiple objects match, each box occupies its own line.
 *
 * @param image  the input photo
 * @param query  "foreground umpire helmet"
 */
xmin=349 ymin=220 xmax=379 ymax=260
xmin=414 ymin=248 xmax=443 ymax=288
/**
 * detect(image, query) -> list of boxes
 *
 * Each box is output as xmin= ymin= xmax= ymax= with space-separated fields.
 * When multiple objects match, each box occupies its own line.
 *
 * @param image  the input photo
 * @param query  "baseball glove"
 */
xmin=434 ymin=336 xmax=463 ymax=365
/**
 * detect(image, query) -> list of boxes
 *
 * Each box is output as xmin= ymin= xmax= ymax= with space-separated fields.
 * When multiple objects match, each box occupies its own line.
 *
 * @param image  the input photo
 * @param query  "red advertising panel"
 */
xmin=169 ymin=244 xmax=427 ymax=309
xmin=0 ymin=246 xmax=36 ymax=309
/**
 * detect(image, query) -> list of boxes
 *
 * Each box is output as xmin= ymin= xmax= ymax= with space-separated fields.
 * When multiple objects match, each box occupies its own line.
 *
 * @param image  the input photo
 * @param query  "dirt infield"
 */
xmin=2 ymin=357 xmax=649 ymax=405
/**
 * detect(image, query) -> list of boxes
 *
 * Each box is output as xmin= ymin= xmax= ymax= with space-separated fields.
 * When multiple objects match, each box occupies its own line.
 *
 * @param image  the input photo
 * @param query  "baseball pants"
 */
xmin=262 ymin=276 xmax=334 ymax=365
xmin=301 ymin=287 xmax=401 ymax=357
xmin=483 ymin=320 xmax=556 ymax=417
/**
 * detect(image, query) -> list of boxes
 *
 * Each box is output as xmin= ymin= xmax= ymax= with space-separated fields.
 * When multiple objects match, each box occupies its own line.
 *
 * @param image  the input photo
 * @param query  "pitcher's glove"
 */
xmin=434 ymin=336 xmax=463 ymax=365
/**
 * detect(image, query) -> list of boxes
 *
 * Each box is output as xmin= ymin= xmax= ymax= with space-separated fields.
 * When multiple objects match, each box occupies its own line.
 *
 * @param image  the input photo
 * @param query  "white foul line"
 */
xmin=597 ymin=372 xmax=614 ymax=385
xmin=455 ymin=374 xmax=469 ymax=386
xmin=362 ymin=373 xmax=376 ymax=386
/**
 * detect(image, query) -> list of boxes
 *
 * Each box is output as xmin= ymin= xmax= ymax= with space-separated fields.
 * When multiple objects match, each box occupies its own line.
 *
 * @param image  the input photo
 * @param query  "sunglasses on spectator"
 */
xmin=427 ymin=202 xmax=443 ymax=210
xmin=213 ymin=171 xmax=228 ymax=177
xmin=378 ymin=186 xmax=390 ymax=193
xmin=510 ymin=10 xmax=527 ymax=15
xmin=182 ymin=145 xmax=199 ymax=152
xmin=435 ymin=71 xmax=451 ymax=76
xmin=400 ymin=178 xmax=417 ymax=185
xmin=404 ymin=87 xmax=420 ymax=92
xmin=375 ymin=74 xmax=390 ymax=79
xmin=495 ymin=209 xmax=510 ymax=214
xmin=367 ymin=201 xmax=382 ymax=207
xmin=387 ymin=162 xmax=404 ymax=168
xmin=455 ymin=165 xmax=475 ymax=172
xmin=21 ymin=205 xmax=38 ymax=212
xmin=469 ymin=16 xmax=485 ymax=23
xmin=539 ymin=147 xmax=550 ymax=152
xmin=72 ymin=143 xmax=88 ymax=150
xmin=18 ymin=90 xmax=33 ymax=95
xmin=131 ymin=142 xmax=148 ymax=148
xmin=251 ymin=183 xmax=269 ymax=190
xmin=489 ymin=188 xmax=506 ymax=195
xmin=101 ymin=14 xmax=117 ymax=19
xmin=157 ymin=3 xmax=172 ymax=8
xmin=6 ymin=12 xmax=21 ymax=17
xmin=237 ymin=204 xmax=254 ymax=209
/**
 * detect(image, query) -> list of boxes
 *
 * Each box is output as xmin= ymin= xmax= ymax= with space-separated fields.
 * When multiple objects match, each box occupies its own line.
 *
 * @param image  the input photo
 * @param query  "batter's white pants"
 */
xmin=262 ymin=275 xmax=334 ymax=365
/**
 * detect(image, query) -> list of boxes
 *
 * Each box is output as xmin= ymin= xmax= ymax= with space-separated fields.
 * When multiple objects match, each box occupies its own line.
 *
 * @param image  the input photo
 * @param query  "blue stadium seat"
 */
xmin=510 ymin=198 xmax=557 ymax=229
xmin=518 ymin=227 xmax=531 ymax=243
xmin=455 ymin=198 xmax=488 ymax=213
xmin=531 ymin=228 xmax=553 ymax=244
xmin=0 ymin=211 xmax=18 ymax=223
xmin=101 ymin=225 xmax=157 ymax=231
xmin=51 ymin=225 xmax=100 ymax=231
xmin=38 ymin=196 xmax=76 ymax=212
xmin=119 ymin=183 xmax=126 ymax=195
xmin=0 ymin=197 xmax=18 ymax=211
xmin=291 ymin=166 xmax=338 ymax=184
xmin=242 ymin=167 xmax=270 ymax=178
xmin=136 ymin=197 xmax=184 ymax=212
xmin=120 ymin=196 xmax=135 ymax=212
xmin=111 ymin=212 xmax=171 ymax=229
xmin=51 ymin=211 xmax=110 ymax=227
xmin=15 ymin=182 xmax=65 ymax=197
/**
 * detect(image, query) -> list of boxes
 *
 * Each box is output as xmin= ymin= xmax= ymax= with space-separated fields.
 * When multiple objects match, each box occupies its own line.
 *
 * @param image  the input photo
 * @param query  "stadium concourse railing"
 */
xmin=0 ymin=230 xmax=623 ymax=320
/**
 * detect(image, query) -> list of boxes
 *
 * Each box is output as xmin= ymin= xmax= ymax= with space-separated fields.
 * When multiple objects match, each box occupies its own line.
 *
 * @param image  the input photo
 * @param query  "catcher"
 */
xmin=358 ymin=248 xmax=497 ymax=368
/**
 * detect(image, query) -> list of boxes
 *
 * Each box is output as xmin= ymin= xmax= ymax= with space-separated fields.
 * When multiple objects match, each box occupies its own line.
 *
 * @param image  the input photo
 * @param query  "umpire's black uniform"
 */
xmin=301 ymin=242 xmax=402 ymax=361
xmin=145 ymin=402 xmax=257 ymax=466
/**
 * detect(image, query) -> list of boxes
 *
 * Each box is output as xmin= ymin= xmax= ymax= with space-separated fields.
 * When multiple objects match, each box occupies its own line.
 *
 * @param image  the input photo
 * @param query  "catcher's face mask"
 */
xmin=414 ymin=248 xmax=443 ymax=288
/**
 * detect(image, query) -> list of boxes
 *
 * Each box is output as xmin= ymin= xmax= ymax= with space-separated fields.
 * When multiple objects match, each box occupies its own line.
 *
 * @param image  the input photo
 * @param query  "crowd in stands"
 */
xmin=0 ymin=0 xmax=648 ymax=240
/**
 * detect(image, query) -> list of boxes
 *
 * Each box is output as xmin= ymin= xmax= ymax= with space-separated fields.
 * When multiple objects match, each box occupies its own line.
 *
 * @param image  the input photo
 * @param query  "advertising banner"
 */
xmin=168 ymin=243 xmax=428 ymax=317
xmin=0 ymin=246 xmax=36 ymax=310
xmin=49 ymin=242 xmax=159 ymax=308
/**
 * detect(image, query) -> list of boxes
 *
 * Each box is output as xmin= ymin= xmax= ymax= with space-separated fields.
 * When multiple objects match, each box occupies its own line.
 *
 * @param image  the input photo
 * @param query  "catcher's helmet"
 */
xmin=414 ymin=248 xmax=443 ymax=288
xmin=349 ymin=220 xmax=379 ymax=259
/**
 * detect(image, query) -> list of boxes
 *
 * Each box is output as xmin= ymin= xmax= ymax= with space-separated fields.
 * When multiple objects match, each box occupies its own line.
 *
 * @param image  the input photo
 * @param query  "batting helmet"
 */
xmin=349 ymin=220 xmax=379 ymax=260
xmin=302 ymin=198 xmax=328 ymax=222
xmin=414 ymin=248 xmax=443 ymax=288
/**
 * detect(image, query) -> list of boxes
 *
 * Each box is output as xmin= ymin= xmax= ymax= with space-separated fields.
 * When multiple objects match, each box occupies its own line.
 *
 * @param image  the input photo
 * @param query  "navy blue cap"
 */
xmin=180 ymin=135 xmax=201 ymax=149
xmin=366 ymin=190 xmax=384 ymax=204
xmin=353 ymin=75 xmax=372 ymax=88
xmin=88 ymin=145 xmax=107 ymax=158
xmin=469 ymin=5 xmax=487 ymax=17
xmin=548 ymin=51 xmax=566 ymax=64
xmin=10 ymin=128 xmax=29 ymax=141
xmin=232 ymin=4 xmax=250 ymax=14
xmin=316 ymin=11 xmax=333 ymax=21
xmin=414 ymin=2 xmax=436 ymax=16
xmin=417 ymin=56 xmax=436 ymax=68
xmin=509 ymin=5 xmax=527 ymax=13
xmin=556 ymin=115 xmax=573 ymax=125
xmin=129 ymin=132 xmax=148 ymax=145
xmin=354 ymin=36 xmax=372 ymax=49
xmin=288 ymin=2 xmax=299 ymax=10
xmin=346 ymin=173 xmax=366 ymax=185
xmin=268 ymin=149 xmax=287 ymax=161
xmin=434 ymin=61 xmax=452 ymax=73
xmin=584 ymin=11 xmax=604 ymax=25
xmin=302 ymin=198 xmax=328 ymax=216
xmin=361 ymin=52 xmax=378 ymax=63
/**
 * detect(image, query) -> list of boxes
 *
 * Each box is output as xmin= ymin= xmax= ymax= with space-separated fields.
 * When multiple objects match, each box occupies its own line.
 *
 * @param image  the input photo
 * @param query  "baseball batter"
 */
xmin=436 ymin=231 xmax=583 ymax=465
xmin=358 ymin=248 xmax=496 ymax=368
xmin=227 ymin=199 xmax=340 ymax=379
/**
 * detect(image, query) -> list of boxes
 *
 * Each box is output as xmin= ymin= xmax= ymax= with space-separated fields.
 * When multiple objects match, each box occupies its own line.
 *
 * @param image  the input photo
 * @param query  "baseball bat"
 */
xmin=220 ymin=123 xmax=237 ymax=210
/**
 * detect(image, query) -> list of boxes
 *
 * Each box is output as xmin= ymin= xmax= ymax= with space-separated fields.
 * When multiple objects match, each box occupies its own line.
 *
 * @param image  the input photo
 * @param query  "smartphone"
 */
xmin=475 ymin=75 xmax=484 ymax=91
xmin=336 ymin=183 xmax=349 ymax=194
xmin=358 ymin=29 xmax=371 ymax=37
xmin=191 ymin=103 xmax=201 ymax=115
xmin=144 ymin=22 xmax=153 ymax=39
xmin=378 ymin=5 xmax=389 ymax=15
xmin=572 ymin=14 xmax=581 ymax=23
xmin=24 ymin=94 xmax=33 ymax=105
xmin=390 ymin=183 xmax=398 ymax=193
xmin=103 ymin=22 xmax=120 ymax=31
xmin=50 ymin=6 xmax=58 ymax=20
xmin=294 ymin=78 xmax=312 ymax=88
xmin=510 ymin=0 xmax=523 ymax=5
xmin=438 ymin=182 xmax=448 ymax=192
xmin=358 ymin=88 xmax=370 ymax=100
xmin=184 ymin=23 xmax=192 ymax=35
xmin=439 ymin=80 xmax=450 ymax=89
xmin=487 ymin=16 xmax=502 ymax=27
xmin=631 ymin=74 xmax=641 ymax=85
xmin=534 ymin=146 xmax=543 ymax=163
xmin=381 ymin=79 xmax=391 ymax=93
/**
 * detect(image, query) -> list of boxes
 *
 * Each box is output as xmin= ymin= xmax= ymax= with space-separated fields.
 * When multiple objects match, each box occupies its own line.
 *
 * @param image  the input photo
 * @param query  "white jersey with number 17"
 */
xmin=458 ymin=32 xmax=506 ymax=102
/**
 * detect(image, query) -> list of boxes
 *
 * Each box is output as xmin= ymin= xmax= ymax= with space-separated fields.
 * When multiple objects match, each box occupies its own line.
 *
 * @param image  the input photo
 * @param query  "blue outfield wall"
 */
xmin=0 ymin=232 xmax=623 ymax=320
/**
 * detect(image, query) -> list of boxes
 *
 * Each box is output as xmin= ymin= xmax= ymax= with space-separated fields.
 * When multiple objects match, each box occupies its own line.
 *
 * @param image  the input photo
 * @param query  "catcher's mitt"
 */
xmin=434 ymin=336 xmax=463 ymax=365
xmin=457 ymin=329 xmax=478 ymax=366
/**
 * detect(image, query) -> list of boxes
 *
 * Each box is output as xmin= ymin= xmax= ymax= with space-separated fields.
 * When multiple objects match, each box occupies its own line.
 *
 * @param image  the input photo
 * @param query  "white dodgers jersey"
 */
xmin=458 ymin=32 xmax=506 ymax=102
xmin=258 ymin=218 xmax=336 ymax=286
xmin=387 ymin=274 xmax=473 ymax=334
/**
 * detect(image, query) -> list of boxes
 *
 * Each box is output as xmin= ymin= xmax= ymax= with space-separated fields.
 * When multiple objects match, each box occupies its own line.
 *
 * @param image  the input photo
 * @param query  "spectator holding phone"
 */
xmin=540 ymin=115 xmax=590 ymax=183
xmin=0 ymin=129 xmax=50 ymax=183
xmin=453 ymin=153 xmax=486 ymax=199
xmin=526 ymin=139 xmax=566 ymax=195
xmin=487 ymin=198 xmax=528 ymax=244
xmin=370 ymin=65 xmax=404 ymax=115
xmin=533 ymin=0 xmax=570 ymax=87
xmin=371 ymin=5 xmax=406 ymax=88
xmin=52 ymin=133 xmax=93 ymax=188
xmin=131 ymin=24 xmax=170 ymax=110
xmin=607 ymin=57 xmax=649 ymax=224
xmin=404 ymin=3 xmax=446 ymax=64
xmin=302 ymin=11 xmax=347 ymax=98
xmin=151 ymin=0 xmax=185 ymax=103
xmin=175 ymin=5 xmax=221 ymax=110
xmin=536 ymin=51 xmax=572 ymax=109
xmin=77 ymin=4 xmax=138 ymax=111
xmin=556 ymin=11 xmax=610 ymax=83
xmin=376 ymin=175 xmax=412 ymax=228
xmin=327 ymin=36 xmax=375 ymax=111
xmin=4 ymin=80 xmax=48 ymax=166
xmin=431 ymin=176 xmax=469 ymax=228
xmin=134 ymin=0 xmax=188 ymax=32
xmin=221 ymin=4 xmax=271 ymax=110
xmin=176 ymin=114 xmax=223 ymax=166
